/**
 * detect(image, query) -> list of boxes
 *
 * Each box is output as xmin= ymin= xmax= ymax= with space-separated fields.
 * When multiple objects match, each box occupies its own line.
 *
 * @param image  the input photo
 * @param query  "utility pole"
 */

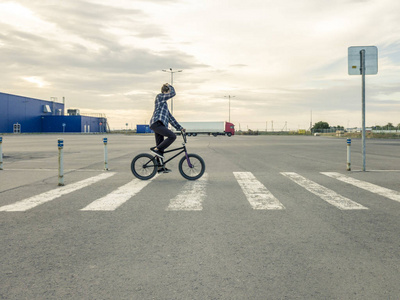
xmin=162 ymin=68 xmax=182 ymax=115
xmin=224 ymin=95 xmax=235 ymax=122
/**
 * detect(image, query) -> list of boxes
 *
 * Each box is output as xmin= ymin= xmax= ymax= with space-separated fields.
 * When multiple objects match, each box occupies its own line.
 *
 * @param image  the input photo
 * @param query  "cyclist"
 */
xmin=149 ymin=83 xmax=185 ymax=172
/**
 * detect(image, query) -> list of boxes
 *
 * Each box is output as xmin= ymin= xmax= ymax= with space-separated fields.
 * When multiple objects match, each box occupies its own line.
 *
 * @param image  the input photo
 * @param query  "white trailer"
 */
xmin=178 ymin=121 xmax=235 ymax=137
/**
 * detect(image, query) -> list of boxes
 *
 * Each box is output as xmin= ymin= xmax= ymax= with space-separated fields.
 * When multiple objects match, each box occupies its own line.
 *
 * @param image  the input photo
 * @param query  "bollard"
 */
xmin=347 ymin=138 xmax=351 ymax=171
xmin=103 ymin=137 xmax=109 ymax=171
xmin=58 ymin=139 xmax=64 ymax=186
xmin=0 ymin=137 xmax=3 ymax=170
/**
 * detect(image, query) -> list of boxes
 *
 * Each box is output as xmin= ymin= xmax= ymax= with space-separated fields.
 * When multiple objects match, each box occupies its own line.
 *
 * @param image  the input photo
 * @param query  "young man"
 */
xmin=149 ymin=83 xmax=185 ymax=172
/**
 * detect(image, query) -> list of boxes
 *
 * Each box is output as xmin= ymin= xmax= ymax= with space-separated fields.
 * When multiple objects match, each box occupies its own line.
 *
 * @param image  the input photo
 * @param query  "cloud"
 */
xmin=0 ymin=0 xmax=207 ymax=100
xmin=0 ymin=0 xmax=400 ymax=130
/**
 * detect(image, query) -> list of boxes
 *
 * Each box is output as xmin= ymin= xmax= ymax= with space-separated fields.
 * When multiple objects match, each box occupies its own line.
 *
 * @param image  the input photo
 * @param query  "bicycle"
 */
xmin=131 ymin=130 xmax=205 ymax=180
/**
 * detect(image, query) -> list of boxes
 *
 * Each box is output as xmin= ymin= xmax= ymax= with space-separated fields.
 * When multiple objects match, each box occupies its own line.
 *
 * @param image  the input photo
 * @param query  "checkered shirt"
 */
xmin=150 ymin=86 xmax=183 ymax=130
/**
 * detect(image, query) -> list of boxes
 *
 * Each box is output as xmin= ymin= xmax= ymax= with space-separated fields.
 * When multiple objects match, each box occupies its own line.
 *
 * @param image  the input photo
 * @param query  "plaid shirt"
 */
xmin=150 ymin=86 xmax=183 ymax=130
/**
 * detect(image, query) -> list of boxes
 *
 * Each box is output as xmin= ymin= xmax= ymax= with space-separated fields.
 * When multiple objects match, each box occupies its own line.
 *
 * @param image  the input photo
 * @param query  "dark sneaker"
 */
xmin=158 ymin=167 xmax=172 ymax=173
xmin=150 ymin=147 xmax=164 ymax=159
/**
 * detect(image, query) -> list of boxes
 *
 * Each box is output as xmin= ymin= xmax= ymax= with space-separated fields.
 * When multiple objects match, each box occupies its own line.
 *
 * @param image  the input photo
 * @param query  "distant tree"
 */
xmin=386 ymin=123 xmax=394 ymax=130
xmin=312 ymin=121 xmax=330 ymax=132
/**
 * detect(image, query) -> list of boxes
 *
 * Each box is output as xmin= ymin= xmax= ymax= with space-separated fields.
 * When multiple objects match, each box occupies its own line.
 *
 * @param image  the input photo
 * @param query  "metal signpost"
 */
xmin=347 ymin=139 xmax=351 ymax=171
xmin=348 ymin=46 xmax=378 ymax=171
xmin=58 ymin=139 xmax=64 ymax=186
xmin=103 ymin=137 xmax=109 ymax=171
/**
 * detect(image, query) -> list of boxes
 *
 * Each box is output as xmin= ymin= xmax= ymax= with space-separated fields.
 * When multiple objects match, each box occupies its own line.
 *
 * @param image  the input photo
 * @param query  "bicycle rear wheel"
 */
xmin=131 ymin=153 xmax=157 ymax=180
xmin=179 ymin=153 xmax=205 ymax=180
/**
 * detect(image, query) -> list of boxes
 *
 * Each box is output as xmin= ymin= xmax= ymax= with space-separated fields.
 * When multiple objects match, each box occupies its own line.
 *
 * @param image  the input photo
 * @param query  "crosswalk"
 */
xmin=0 ymin=171 xmax=399 ymax=213
xmin=281 ymin=172 xmax=368 ymax=210
xmin=167 ymin=173 xmax=208 ymax=211
xmin=0 ymin=173 xmax=115 ymax=212
xmin=80 ymin=177 xmax=154 ymax=211
xmin=234 ymin=172 xmax=285 ymax=210
xmin=322 ymin=172 xmax=400 ymax=203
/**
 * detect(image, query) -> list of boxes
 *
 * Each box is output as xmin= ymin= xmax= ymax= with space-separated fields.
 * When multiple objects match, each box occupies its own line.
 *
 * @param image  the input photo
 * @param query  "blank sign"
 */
xmin=348 ymin=46 xmax=378 ymax=75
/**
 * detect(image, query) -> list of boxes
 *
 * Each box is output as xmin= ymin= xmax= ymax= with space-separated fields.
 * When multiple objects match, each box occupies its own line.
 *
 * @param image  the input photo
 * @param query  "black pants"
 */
xmin=150 ymin=121 xmax=176 ymax=153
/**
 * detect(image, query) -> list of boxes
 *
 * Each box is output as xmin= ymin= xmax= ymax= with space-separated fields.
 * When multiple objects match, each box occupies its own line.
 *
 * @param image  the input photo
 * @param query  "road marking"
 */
xmin=281 ymin=172 xmax=368 ymax=210
xmin=322 ymin=172 xmax=400 ymax=203
xmin=0 ymin=173 xmax=116 ymax=212
xmin=233 ymin=172 xmax=285 ymax=210
xmin=166 ymin=173 xmax=208 ymax=211
xmin=2 ymin=169 xmax=103 ymax=172
xmin=81 ymin=178 xmax=153 ymax=211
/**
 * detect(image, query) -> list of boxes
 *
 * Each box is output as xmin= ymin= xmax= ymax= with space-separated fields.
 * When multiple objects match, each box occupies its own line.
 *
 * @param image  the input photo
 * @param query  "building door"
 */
xmin=13 ymin=123 xmax=21 ymax=133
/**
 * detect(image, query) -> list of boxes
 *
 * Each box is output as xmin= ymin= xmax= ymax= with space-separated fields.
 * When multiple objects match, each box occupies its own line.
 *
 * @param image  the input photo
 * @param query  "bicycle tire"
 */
xmin=131 ymin=153 xmax=157 ymax=180
xmin=179 ymin=153 xmax=205 ymax=180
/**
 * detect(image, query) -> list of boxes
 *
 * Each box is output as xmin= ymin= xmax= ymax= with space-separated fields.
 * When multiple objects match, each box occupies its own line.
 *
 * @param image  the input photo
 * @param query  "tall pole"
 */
xmin=162 ymin=68 xmax=182 ymax=115
xmin=224 ymin=95 xmax=235 ymax=122
xmin=0 ymin=137 xmax=3 ymax=170
xmin=360 ymin=49 xmax=366 ymax=171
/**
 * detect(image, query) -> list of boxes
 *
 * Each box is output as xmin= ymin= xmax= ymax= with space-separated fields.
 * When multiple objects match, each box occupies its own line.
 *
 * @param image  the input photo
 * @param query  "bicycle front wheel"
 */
xmin=179 ymin=153 xmax=205 ymax=180
xmin=131 ymin=153 xmax=157 ymax=180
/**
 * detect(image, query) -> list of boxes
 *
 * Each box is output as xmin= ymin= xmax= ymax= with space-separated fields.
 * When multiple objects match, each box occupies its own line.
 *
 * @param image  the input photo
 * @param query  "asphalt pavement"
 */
xmin=0 ymin=134 xmax=399 ymax=299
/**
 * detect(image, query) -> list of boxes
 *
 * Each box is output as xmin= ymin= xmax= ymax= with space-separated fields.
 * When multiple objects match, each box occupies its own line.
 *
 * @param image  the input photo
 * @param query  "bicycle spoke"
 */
xmin=179 ymin=154 xmax=205 ymax=180
xmin=131 ymin=154 xmax=157 ymax=180
xmin=182 ymin=161 xmax=200 ymax=176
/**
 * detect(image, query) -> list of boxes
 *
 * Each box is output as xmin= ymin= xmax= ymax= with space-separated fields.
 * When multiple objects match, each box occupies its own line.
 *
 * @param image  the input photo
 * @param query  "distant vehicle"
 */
xmin=178 ymin=121 xmax=235 ymax=137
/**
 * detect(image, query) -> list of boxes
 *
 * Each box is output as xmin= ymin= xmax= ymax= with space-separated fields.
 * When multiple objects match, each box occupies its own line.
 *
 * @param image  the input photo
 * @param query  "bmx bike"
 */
xmin=131 ymin=130 xmax=205 ymax=180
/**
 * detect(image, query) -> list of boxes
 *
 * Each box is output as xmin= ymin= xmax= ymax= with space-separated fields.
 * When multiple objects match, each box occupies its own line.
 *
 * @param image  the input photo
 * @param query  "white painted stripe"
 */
xmin=281 ymin=172 xmax=368 ymax=210
xmin=3 ymin=169 xmax=103 ymax=172
xmin=81 ymin=178 xmax=153 ymax=211
xmin=322 ymin=172 xmax=400 ymax=203
xmin=367 ymin=170 xmax=400 ymax=172
xmin=0 ymin=173 xmax=116 ymax=212
xmin=233 ymin=172 xmax=285 ymax=210
xmin=3 ymin=169 xmax=58 ymax=171
xmin=167 ymin=173 xmax=208 ymax=211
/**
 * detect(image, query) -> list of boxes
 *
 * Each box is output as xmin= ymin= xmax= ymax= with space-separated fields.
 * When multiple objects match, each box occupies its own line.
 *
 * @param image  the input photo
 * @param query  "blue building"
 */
xmin=0 ymin=92 xmax=108 ymax=133
xmin=136 ymin=124 xmax=153 ymax=133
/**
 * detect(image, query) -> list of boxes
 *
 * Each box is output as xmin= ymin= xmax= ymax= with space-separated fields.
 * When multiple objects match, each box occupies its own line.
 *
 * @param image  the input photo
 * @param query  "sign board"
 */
xmin=348 ymin=46 xmax=378 ymax=75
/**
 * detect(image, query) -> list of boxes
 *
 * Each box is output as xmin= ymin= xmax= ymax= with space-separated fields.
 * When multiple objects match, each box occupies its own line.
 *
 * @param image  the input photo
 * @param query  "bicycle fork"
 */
xmin=182 ymin=143 xmax=194 ymax=168
xmin=185 ymin=152 xmax=193 ymax=168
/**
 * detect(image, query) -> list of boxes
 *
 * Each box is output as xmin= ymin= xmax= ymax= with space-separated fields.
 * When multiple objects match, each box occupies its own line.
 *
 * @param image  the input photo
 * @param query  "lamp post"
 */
xmin=224 ymin=95 xmax=235 ymax=122
xmin=162 ymin=68 xmax=182 ymax=114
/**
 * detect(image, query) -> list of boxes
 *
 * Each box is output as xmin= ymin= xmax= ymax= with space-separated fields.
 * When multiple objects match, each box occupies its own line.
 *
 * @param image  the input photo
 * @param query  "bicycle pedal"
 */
xmin=158 ymin=167 xmax=171 ymax=173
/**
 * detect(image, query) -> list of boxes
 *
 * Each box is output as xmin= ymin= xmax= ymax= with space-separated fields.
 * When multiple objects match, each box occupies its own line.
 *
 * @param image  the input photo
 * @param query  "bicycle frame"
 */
xmin=146 ymin=131 xmax=193 ymax=168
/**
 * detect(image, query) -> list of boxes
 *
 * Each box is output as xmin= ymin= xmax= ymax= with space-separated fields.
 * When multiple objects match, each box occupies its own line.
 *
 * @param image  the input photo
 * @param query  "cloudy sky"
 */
xmin=1 ymin=0 xmax=400 ymax=130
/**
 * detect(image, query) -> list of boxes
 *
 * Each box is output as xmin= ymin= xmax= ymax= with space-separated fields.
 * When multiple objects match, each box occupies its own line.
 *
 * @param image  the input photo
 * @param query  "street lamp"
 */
xmin=162 ymin=68 xmax=182 ymax=114
xmin=224 ymin=95 xmax=235 ymax=122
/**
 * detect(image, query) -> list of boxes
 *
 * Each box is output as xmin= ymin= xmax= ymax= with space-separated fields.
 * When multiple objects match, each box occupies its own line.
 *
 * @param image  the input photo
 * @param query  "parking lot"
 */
xmin=1 ymin=134 xmax=399 ymax=299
